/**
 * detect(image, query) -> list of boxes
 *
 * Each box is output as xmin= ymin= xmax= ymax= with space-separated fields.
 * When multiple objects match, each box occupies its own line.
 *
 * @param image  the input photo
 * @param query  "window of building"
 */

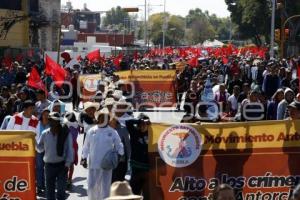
xmin=0 ymin=0 xmax=22 ymax=10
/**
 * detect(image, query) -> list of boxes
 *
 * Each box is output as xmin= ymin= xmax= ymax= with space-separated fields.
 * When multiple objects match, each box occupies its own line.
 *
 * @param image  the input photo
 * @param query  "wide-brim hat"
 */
xmin=83 ymin=102 xmax=99 ymax=111
xmin=105 ymin=181 xmax=143 ymax=200
xmin=94 ymin=107 xmax=110 ymax=120
xmin=112 ymin=90 xmax=123 ymax=100
xmin=104 ymin=98 xmax=116 ymax=107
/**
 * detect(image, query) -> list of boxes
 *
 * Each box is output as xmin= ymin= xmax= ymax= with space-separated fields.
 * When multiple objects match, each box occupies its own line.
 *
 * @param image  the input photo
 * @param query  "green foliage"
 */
xmin=147 ymin=9 xmax=233 ymax=46
xmin=148 ymin=13 xmax=185 ymax=46
xmin=102 ymin=6 xmax=130 ymax=28
xmin=225 ymin=0 xmax=271 ymax=45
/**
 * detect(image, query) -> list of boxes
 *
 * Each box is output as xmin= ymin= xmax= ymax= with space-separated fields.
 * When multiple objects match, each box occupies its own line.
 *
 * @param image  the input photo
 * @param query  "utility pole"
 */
xmin=162 ymin=0 xmax=166 ymax=56
xmin=270 ymin=0 xmax=276 ymax=58
xmin=144 ymin=0 xmax=147 ymax=48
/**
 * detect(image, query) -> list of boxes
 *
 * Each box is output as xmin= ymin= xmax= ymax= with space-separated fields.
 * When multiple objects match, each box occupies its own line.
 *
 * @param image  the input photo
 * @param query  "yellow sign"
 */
xmin=149 ymin=120 xmax=300 ymax=152
xmin=116 ymin=70 xmax=176 ymax=82
xmin=0 ymin=131 xmax=35 ymax=157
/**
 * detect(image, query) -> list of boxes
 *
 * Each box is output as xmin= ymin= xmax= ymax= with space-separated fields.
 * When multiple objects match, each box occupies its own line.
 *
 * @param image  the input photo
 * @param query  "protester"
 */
xmin=36 ymin=108 xmax=50 ymax=195
xmin=109 ymin=116 xmax=131 ymax=183
xmin=287 ymin=100 xmax=300 ymax=120
xmin=35 ymin=89 xmax=51 ymax=118
xmin=81 ymin=109 xmax=124 ymax=200
xmin=6 ymin=100 xmax=39 ymax=135
xmin=239 ymin=90 xmax=265 ymax=121
xmin=37 ymin=112 xmax=74 ymax=200
xmin=227 ymin=85 xmax=240 ymax=117
xmin=125 ymin=113 xmax=150 ymax=199
xmin=64 ymin=112 xmax=79 ymax=188
xmin=277 ymin=88 xmax=295 ymax=120
xmin=71 ymin=71 xmax=80 ymax=111
xmin=79 ymin=101 xmax=98 ymax=142
xmin=267 ymin=89 xmax=284 ymax=120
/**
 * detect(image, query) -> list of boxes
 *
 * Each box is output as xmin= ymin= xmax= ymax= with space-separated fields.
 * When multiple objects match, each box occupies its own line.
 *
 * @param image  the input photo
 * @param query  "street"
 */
xmin=37 ymin=102 xmax=185 ymax=199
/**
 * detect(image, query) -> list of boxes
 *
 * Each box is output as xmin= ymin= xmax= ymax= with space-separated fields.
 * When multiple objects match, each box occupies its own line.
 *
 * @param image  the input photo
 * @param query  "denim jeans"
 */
xmin=45 ymin=162 xmax=68 ymax=200
xmin=36 ymin=152 xmax=45 ymax=189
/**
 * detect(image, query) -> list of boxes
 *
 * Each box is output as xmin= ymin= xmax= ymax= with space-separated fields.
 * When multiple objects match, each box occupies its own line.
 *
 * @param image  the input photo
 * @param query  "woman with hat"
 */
xmin=81 ymin=109 xmax=124 ymax=200
xmin=37 ymin=112 xmax=74 ymax=200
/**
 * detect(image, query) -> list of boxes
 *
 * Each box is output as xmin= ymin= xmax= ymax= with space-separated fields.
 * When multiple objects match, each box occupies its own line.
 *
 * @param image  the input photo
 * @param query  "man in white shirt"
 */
xmin=113 ymin=99 xmax=133 ymax=126
xmin=6 ymin=100 xmax=39 ymax=140
xmin=228 ymin=85 xmax=240 ymax=117
xmin=81 ymin=109 xmax=124 ymax=200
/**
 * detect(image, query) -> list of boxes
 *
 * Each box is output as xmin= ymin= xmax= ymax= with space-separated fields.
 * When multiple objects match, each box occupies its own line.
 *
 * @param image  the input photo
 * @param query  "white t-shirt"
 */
xmin=228 ymin=95 xmax=238 ymax=111
xmin=251 ymin=66 xmax=258 ymax=81
xmin=82 ymin=125 xmax=124 ymax=169
xmin=6 ymin=112 xmax=40 ymax=141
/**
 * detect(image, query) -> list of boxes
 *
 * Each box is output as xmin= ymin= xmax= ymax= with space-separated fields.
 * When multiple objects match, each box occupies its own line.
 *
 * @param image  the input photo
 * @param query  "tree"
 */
xmin=225 ymin=0 xmax=271 ymax=45
xmin=148 ymin=13 xmax=185 ymax=46
xmin=102 ymin=6 xmax=130 ymax=28
xmin=185 ymin=9 xmax=216 ymax=44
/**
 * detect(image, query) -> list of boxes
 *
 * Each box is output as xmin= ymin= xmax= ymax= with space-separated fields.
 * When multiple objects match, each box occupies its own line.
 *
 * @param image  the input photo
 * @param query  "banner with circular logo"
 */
xmin=158 ymin=125 xmax=202 ymax=168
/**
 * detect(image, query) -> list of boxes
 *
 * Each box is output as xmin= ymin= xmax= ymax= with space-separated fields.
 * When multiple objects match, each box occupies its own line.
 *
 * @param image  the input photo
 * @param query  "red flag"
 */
xmin=27 ymin=66 xmax=46 ymax=91
xmin=188 ymin=56 xmax=198 ymax=68
xmin=86 ymin=49 xmax=101 ymax=62
xmin=222 ymin=56 xmax=229 ymax=64
xmin=61 ymin=52 xmax=71 ymax=63
xmin=113 ymin=54 xmax=123 ymax=70
xmin=45 ymin=55 xmax=67 ymax=87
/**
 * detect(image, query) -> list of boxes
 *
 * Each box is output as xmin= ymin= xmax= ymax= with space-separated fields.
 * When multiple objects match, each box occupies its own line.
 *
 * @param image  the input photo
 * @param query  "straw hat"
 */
xmin=94 ymin=107 xmax=110 ymax=120
xmin=83 ymin=102 xmax=99 ymax=111
xmin=112 ymin=90 xmax=123 ymax=100
xmin=104 ymin=98 xmax=115 ymax=107
xmin=105 ymin=181 xmax=143 ymax=200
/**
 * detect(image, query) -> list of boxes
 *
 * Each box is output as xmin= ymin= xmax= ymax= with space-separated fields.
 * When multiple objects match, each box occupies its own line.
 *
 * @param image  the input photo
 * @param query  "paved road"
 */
xmin=37 ymin=102 xmax=184 ymax=199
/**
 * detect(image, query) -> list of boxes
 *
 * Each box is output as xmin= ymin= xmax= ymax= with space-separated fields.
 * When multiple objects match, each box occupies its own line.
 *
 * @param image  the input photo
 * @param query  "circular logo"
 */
xmin=158 ymin=125 xmax=202 ymax=168
xmin=84 ymin=78 xmax=99 ymax=92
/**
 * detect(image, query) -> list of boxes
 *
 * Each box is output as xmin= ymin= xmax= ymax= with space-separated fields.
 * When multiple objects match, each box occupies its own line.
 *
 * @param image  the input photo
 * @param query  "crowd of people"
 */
xmin=0 ymin=50 xmax=300 ymax=200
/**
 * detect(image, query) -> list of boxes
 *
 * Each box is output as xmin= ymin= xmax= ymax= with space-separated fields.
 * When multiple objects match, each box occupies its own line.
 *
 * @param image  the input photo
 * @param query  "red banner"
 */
xmin=149 ymin=120 xmax=300 ymax=200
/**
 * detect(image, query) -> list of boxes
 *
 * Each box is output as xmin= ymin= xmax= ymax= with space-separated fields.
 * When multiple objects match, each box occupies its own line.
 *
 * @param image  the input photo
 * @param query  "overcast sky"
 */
xmin=62 ymin=0 xmax=230 ymax=19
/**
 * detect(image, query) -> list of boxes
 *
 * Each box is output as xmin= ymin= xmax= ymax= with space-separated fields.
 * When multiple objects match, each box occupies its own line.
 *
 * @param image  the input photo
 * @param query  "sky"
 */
xmin=61 ymin=0 xmax=230 ymax=19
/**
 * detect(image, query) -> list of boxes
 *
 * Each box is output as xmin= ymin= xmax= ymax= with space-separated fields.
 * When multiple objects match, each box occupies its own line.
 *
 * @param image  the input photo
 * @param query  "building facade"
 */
xmin=0 ymin=0 xmax=30 ymax=48
xmin=39 ymin=0 xmax=61 ymax=51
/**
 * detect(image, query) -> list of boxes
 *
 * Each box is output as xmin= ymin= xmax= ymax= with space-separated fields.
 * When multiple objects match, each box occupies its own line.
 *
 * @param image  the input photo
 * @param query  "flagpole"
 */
xmin=162 ymin=0 xmax=166 ymax=56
